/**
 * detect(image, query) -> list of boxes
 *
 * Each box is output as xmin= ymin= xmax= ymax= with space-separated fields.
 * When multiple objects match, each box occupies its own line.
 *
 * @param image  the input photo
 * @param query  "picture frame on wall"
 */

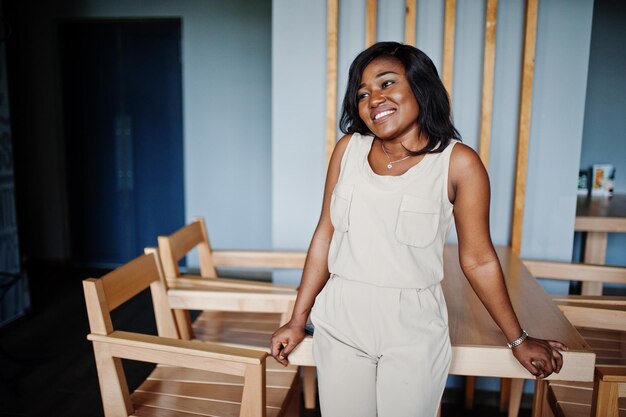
xmin=591 ymin=164 xmax=615 ymax=197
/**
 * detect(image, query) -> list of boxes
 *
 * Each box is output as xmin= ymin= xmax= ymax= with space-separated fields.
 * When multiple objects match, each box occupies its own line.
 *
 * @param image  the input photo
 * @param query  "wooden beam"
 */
xmin=326 ymin=0 xmax=339 ymax=166
xmin=442 ymin=0 xmax=456 ymax=96
xmin=511 ymin=0 xmax=538 ymax=256
xmin=366 ymin=0 xmax=377 ymax=47
xmin=404 ymin=0 xmax=416 ymax=46
xmin=478 ymin=0 xmax=498 ymax=169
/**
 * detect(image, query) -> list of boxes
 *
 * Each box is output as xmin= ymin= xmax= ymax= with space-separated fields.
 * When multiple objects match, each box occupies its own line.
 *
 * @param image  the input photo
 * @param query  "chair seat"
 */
xmin=131 ymin=359 xmax=299 ymax=417
xmin=547 ymin=379 xmax=626 ymax=417
xmin=191 ymin=311 xmax=283 ymax=348
xmin=578 ymin=327 xmax=626 ymax=367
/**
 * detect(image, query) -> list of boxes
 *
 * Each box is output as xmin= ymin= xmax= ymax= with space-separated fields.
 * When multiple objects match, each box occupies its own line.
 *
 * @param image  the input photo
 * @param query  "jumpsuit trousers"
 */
xmin=311 ymin=275 xmax=452 ymax=417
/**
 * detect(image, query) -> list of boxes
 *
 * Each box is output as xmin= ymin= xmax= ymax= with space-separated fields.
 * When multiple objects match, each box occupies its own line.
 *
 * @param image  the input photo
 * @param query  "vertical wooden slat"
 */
xmin=478 ymin=0 xmax=498 ymax=169
xmin=326 ymin=0 xmax=339 ymax=165
xmin=366 ymin=0 xmax=377 ymax=47
xmin=442 ymin=0 xmax=456 ymax=96
xmin=404 ymin=0 xmax=416 ymax=46
xmin=511 ymin=0 xmax=539 ymax=256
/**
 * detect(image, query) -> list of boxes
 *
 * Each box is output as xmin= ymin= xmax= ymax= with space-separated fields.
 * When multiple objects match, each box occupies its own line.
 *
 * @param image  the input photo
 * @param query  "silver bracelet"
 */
xmin=507 ymin=329 xmax=528 ymax=349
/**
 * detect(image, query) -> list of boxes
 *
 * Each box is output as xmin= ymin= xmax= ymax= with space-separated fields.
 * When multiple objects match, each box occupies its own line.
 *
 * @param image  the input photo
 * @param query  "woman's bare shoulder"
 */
xmin=449 ymin=142 xmax=485 ymax=176
xmin=329 ymin=133 xmax=355 ymax=165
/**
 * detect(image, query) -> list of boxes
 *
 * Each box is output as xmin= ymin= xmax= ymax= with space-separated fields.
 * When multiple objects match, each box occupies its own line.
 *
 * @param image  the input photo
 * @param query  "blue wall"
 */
xmin=578 ymin=0 xmax=626 ymax=269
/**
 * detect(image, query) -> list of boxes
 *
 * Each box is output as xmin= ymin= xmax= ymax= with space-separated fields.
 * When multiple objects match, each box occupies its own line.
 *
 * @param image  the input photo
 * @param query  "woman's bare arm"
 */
xmin=449 ymin=143 xmax=566 ymax=379
xmin=270 ymin=134 xmax=352 ymax=365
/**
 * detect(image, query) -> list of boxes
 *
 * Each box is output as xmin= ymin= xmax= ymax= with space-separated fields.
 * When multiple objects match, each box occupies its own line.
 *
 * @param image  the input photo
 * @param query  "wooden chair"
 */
xmin=157 ymin=218 xmax=317 ymax=408
xmin=532 ymin=302 xmax=626 ymax=417
xmin=83 ymin=251 xmax=300 ymax=417
xmin=157 ymin=218 xmax=299 ymax=341
xmin=522 ymin=261 xmax=626 ymax=417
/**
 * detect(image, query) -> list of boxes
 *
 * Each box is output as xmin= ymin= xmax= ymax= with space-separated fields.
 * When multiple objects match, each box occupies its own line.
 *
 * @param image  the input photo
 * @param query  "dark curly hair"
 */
xmin=339 ymin=42 xmax=460 ymax=155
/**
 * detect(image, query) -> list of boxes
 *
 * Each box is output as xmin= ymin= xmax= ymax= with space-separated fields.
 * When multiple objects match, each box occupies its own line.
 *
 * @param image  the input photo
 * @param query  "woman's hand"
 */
xmin=511 ymin=337 xmax=567 ymax=379
xmin=270 ymin=321 xmax=306 ymax=366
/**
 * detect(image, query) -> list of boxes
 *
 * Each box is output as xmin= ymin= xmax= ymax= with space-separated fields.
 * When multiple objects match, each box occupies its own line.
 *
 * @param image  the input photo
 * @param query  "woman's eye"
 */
xmin=357 ymin=92 xmax=369 ymax=100
xmin=382 ymin=80 xmax=394 ymax=88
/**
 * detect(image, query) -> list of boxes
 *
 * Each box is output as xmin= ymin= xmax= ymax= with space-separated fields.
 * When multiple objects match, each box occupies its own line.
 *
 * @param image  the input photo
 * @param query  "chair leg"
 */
xmin=508 ymin=378 xmax=524 ymax=417
xmin=464 ymin=376 xmax=475 ymax=409
xmin=173 ymin=309 xmax=194 ymax=340
xmin=590 ymin=376 xmax=619 ymax=417
xmin=500 ymin=378 xmax=512 ymax=412
xmin=92 ymin=343 xmax=133 ymax=417
xmin=303 ymin=366 xmax=317 ymax=409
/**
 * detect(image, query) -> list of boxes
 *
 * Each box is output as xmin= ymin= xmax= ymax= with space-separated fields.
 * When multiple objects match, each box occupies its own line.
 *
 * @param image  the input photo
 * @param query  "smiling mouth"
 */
xmin=373 ymin=109 xmax=395 ymax=121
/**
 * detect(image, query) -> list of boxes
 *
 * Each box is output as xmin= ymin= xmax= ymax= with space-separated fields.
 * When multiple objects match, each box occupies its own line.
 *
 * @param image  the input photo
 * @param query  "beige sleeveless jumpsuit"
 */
xmin=310 ymin=133 xmax=458 ymax=417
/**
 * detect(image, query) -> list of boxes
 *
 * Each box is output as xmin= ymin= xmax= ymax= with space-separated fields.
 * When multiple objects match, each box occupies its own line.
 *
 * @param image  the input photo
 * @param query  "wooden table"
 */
xmin=575 ymin=195 xmax=626 ymax=295
xmin=288 ymin=245 xmax=595 ymax=382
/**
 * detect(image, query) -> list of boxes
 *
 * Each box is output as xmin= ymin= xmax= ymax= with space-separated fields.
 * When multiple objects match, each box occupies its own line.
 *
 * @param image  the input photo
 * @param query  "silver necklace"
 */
xmin=381 ymin=141 xmax=411 ymax=169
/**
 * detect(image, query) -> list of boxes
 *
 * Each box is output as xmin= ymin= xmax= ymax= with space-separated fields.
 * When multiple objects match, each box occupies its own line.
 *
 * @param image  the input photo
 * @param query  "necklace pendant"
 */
xmin=387 ymin=163 xmax=393 ymax=169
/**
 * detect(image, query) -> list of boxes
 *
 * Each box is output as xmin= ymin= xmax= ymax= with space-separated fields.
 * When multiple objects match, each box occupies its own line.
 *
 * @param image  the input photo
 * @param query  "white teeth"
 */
xmin=374 ymin=110 xmax=395 ymax=120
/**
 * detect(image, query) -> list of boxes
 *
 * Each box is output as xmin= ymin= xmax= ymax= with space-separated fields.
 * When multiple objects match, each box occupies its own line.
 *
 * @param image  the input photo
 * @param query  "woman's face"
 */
xmin=356 ymin=57 xmax=420 ymax=141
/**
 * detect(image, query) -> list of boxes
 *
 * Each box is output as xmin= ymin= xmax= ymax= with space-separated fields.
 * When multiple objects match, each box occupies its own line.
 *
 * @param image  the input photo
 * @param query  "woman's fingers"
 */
xmin=270 ymin=324 xmax=305 ymax=367
xmin=526 ymin=360 xmax=543 ymax=378
xmin=548 ymin=340 xmax=568 ymax=351
xmin=271 ymin=339 xmax=289 ymax=366
xmin=551 ymin=347 xmax=564 ymax=373
xmin=514 ymin=338 xmax=566 ymax=379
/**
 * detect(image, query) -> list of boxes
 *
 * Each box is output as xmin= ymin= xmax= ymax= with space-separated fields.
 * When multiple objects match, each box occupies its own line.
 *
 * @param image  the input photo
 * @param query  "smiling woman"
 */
xmin=340 ymin=42 xmax=460 ymax=159
xmin=270 ymin=42 xmax=566 ymax=417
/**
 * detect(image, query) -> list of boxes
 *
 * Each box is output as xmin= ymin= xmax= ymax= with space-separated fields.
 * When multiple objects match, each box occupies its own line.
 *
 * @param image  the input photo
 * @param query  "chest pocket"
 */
xmin=395 ymin=195 xmax=440 ymax=247
xmin=330 ymin=183 xmax=354 ymax=233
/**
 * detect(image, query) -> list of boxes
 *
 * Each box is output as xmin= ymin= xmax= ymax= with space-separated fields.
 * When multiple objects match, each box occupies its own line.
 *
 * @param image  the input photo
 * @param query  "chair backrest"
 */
xmin=83 ymin=251 xmax=179 ymax=339
xmin=523 ymin=260 xmax=626 ymax=295
xmin=158 ymin=217 xmax=218 ymax=281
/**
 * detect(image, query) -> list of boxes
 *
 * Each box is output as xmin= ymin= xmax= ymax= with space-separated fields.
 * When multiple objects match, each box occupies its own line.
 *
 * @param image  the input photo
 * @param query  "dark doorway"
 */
xmin=59 ymin=20 xmax=184 ymax=267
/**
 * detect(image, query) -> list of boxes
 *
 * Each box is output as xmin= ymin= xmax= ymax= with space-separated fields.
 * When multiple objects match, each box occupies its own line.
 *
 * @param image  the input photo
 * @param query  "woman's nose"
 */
xmin=370 ymin=90 xmax=385 ymax=107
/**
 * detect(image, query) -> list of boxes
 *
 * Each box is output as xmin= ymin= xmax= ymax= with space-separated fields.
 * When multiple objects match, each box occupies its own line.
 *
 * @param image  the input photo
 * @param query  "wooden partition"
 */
xmin=325 ymin=0 xmax=339 ymax=167
xmin=404 ymin=0 xmax=416 ymax=46
xmin=322 ymin=2 xmax=541 ymax=416
xmin=323 ymin=0 xmax=539 ymax=255
xmin=478 ymin=0 xmax=498 ymax=169
xmin=366 ymin=0 xmax=377 ymax=47
xmin=442 ymin=0 xmax=456 ymax=95
xmin=511 ymin=0 xmax=539 ymax=256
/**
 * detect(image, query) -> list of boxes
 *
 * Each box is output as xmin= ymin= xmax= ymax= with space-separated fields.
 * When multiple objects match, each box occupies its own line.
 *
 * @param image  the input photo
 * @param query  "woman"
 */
xmin=270 ymin=42 xmax=565 ymax=417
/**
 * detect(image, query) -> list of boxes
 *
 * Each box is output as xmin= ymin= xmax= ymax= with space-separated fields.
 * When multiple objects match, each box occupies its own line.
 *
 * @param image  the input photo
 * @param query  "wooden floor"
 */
xmin=0 ymin=264 xmax=531 ymax=417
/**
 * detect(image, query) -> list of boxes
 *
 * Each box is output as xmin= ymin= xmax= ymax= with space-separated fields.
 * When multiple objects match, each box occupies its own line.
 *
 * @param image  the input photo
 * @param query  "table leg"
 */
xmin=303 ymin=366 xmax=317 ymax=409
xmin=582 ymin=231 xmax=608 ymax=295
xmin=464 ymin=376 xmax=475 ymax=409
xmin=508 ymin=378 xmax=524 ymax=417
xmin=500 ymin=378 xmax=511 ymax=412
